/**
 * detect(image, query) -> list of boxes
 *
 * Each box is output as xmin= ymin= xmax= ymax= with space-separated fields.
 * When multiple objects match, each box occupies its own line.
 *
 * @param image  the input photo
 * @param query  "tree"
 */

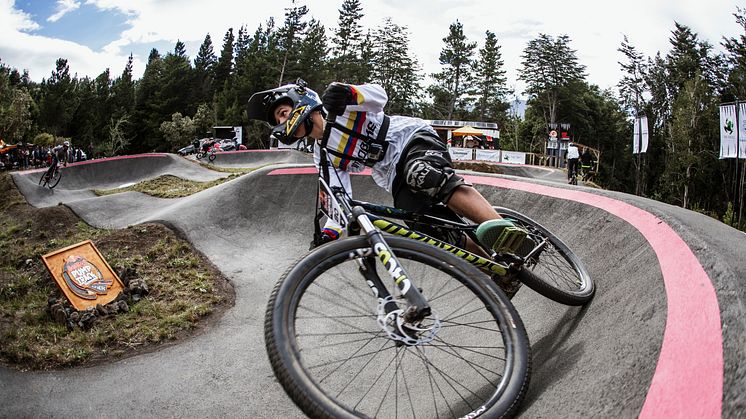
xmin=37 ymin=58 xmax=77 ymax=136
xmin=518 ymin=34 xmax=586 ymax=125
xmin=194 ymin=34 xmax=217 ymax=104
xmin=473 ymin=30 xmax=509 ymax=122
xmin=277 ymin=3 xmax=308 ymax=84
xmin=0 ymin=87 xmax=34 ymax=143
xmin=160 ymin=40 xmax=195 ymax=117
xmin=369 ymin=18 xmax=422 ymax=115
xmin=213 ymin=28 xmax=235 ymax=94
xmin=296 ymin=18 xmax=330 ymax=90
xmin=330 ymin=0 xmax=365 ymax=82
xmin=131 ymin=48 xmax=164 ymax=152
xmin=159 ymin=112 xmax=195 ymax=151
xmin=100 ymin=114 xmax=130 ymax=157
xmin=429 ymin=20 xmax=476 ymax=119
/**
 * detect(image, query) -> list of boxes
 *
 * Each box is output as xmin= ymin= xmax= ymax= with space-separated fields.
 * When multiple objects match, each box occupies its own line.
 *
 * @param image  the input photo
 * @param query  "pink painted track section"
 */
xmin=268 ymin=166 xmax=723 ymax=417
xmin=462 ymin=174 xmax=722 ymax=418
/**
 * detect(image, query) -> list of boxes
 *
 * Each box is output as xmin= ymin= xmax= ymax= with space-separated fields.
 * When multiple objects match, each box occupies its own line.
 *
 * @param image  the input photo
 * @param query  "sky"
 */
xmin=0 ymin=0 xmax=744 ymax=98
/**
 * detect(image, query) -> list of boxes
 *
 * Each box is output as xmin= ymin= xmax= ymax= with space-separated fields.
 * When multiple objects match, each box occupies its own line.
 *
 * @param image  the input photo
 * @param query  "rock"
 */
xmin=50 ymin=303 xmax=67 ymax=324
xmin=128 ymin=278 xmax=149 ymax=301
xmin=78 ymin=311 xmax=97 ymax=330
xmin=117 ymin=300 xmax=129 ymax=313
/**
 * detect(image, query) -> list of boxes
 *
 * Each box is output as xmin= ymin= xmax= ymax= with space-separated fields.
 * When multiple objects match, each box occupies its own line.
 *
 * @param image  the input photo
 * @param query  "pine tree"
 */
xmin=131 ymin=49 xmax=164 ymax=152
xmin=370 ymin=18 xmax=422 ymax=115
xmin=38 ymin=58 xmax=77 ymax=136
xmin=473 ymin=30 xmax=509 ymax=122
xmin=330 ymin=0 xmax=364 ymax=81
xmin=518 ymin=33 xmax=586 ymax=125
xmin=277 ymin=3 xmax=308 ymax=85
xmin=297 ymin=18 xmax=329 ymax=90
xmin=429 ymin=20 xmax=476 ymax=120
xmin=194 ymin=34 xmax=217 ymax=106
xmin=213 ymin=28 xmax=235 ymax=94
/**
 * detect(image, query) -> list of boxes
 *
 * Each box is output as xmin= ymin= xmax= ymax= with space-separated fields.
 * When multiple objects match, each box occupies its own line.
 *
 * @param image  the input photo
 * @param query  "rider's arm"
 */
xmin=313 ymin=146 xmax=351 ymax=241
xmin=322 ymin=83 xmax=388 ymax=115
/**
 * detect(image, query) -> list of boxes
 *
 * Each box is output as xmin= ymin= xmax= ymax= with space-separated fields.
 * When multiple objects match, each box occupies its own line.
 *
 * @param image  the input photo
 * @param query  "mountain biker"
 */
xmin=565 ymin=141 xmax=580 ymax=183
xmin=248 ymin=81 xmax=530 ymax=270
xmin=44 ymin=141 xmax=70 ymax=180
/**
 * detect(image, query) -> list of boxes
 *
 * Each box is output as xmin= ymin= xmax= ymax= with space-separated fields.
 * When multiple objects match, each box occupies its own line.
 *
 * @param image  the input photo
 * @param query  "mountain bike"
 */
xmin=196 ymin=143 xmax=220 ymax=162
xmin=38 ymin=163 xmax=62 ymax=188
xmin=265 ymin=172 xmax=532 ymax=418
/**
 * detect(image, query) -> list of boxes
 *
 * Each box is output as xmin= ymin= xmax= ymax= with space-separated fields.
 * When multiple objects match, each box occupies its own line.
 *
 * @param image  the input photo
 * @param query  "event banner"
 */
xmin=475 ymin=149 xmax=500 ymax=162
xmin=632 ymin=116 xmax=649 ymax=154
xmin=738 ymin=102 xmax=746 ymax=159
xmin=449 ymin=147 xmax=473 ymax=161
xmin=501 ymin=151 xmax=526 ymax=165
xmin=720 ymin=104 xmax=738 ymax=158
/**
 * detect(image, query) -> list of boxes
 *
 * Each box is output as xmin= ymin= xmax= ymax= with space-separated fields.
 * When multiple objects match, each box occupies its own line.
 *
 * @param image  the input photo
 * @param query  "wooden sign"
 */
xmin=42 ymin=240 xmax=124 ymax=311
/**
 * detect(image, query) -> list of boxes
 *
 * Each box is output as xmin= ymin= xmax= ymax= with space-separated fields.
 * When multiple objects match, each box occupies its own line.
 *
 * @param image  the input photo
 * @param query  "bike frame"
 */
xmin=318 ymin=176 xmax=433 ymax=321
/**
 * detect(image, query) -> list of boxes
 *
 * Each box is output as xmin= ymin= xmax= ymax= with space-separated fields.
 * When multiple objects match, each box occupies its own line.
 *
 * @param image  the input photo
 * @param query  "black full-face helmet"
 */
xmin=247 ymin=79 xmax=323 ymax=144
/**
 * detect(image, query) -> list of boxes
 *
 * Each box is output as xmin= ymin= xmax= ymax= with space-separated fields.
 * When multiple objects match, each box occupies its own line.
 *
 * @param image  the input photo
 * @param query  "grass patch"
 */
xmin=94 ymin=174 xmax=243 ymax=198
xmin=196 ymin=161 xmax=259 ymax=174
xmin=0 ymin=172 xmax=234 ymax=370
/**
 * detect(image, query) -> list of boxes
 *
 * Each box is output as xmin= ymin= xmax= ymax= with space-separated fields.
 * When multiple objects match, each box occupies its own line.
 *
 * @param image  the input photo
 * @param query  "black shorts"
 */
xmin=391 ymin=131 xmax=470 ymax=246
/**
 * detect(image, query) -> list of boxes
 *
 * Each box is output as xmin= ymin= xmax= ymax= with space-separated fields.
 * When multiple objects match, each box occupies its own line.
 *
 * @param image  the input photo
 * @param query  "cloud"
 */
xmin=47 ymin=0 xmax=81 ymax=23
xmin=0 ymin=0 xmax=39 ymax=32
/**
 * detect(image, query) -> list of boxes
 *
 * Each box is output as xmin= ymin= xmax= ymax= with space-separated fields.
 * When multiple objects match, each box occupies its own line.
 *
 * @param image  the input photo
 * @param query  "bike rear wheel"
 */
xmin=47 ymin=168 xmax=62 ymax=188
xmin=265 ymin=236 xmax=531 ymax=419
xmin=496 ymin=207 xmax=594 ymax=305
xmin=38 ymin=171 xmax=48 ymax=187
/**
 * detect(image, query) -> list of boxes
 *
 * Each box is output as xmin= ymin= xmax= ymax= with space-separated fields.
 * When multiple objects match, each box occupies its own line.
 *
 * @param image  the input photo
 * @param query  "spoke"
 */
xmin=431 ymin=334 xmax=504 ymax=382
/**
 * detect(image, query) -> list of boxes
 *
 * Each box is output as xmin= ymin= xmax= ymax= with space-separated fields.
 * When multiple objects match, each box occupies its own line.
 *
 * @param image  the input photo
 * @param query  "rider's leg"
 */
xmin=393 ymin=132 xmax=527 ymax=254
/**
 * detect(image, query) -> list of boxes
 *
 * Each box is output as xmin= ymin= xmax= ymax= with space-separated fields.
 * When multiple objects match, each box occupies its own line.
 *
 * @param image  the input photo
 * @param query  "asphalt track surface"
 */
xmin=2 ymin=150 xmax=744 ymax=418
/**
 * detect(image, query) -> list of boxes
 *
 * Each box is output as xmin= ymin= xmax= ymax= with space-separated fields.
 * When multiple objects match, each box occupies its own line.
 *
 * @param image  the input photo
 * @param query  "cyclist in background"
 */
xmin=43 ymin=141 xmax=70 ymax=181
xmin=565 ymin=142 xmax=580 ymax=183
xmin=247 ymin=81 xmax=531 ymax=265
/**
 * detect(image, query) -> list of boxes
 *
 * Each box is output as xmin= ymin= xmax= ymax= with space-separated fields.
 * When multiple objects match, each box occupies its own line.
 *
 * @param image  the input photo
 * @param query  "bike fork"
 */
xmin=350 ymin=207 xmax=432 ymax=322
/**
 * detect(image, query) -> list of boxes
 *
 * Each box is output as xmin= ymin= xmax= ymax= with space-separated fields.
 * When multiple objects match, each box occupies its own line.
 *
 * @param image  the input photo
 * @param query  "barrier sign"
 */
xmin=501 ymin=151 xmax=526 ymax=165
xmin=42 ymin=240 xmax=124 ymax=310
xmin=475 ymin=149 xmax=501 ymax=162
xmin=449 ymin=147 xmax=474 ymax=161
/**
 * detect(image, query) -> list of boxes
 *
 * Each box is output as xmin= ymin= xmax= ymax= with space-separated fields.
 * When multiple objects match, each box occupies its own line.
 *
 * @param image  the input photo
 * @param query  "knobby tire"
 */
xmin=495 ymin=207 xmax=594 ymax=305
xmin=265 ymin=236 xmax=531 ymax=419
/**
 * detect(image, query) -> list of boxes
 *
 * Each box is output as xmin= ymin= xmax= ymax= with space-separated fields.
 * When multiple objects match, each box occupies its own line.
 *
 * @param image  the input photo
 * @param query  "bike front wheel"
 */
xmin=208 ymin=152 xmax=216 ymax=162
xmin=496 ymin=207 xmax=594 ymax=305
xmin=265 ymin=235 xmax=531 ymax=419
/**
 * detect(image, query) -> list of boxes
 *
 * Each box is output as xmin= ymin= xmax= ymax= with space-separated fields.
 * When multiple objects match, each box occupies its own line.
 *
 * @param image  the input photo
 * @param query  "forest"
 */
xmin=1 ymin=1 xmax=745 ymax=229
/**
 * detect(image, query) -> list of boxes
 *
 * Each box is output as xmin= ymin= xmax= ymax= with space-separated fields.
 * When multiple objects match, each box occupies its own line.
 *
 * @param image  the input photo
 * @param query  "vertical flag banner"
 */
xmin=633 ymin=116 xmax=649 ymax=154
xmin=720 ymin=104 xmax=738 ymax=159
xmin=738 ymin=102 xmax=746 ymax=158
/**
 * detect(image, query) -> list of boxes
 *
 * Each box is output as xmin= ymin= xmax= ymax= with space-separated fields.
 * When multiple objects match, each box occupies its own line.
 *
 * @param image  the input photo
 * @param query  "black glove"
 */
xmin=322 ymin=82 xmax=354 ymax=115
xmin=309 ymin=232 xmax=335 ymax=250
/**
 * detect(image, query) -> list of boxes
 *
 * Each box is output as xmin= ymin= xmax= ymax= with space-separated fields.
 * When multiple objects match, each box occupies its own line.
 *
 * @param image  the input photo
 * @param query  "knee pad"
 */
xmin=404 ymin=158 xmax=468 ymax=203
xmin=404 ymin=159 xmax=450 ymax=198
